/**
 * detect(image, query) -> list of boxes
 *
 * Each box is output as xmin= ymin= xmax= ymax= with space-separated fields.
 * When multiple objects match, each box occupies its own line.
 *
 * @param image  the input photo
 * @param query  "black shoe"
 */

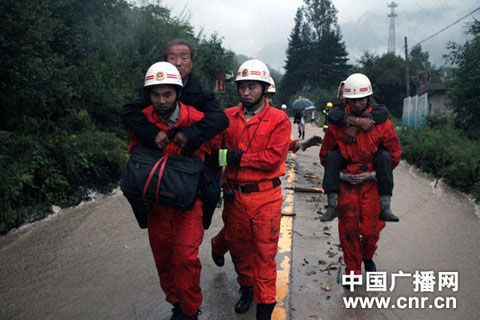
xmin=234 ymin=286 xmax=254 ymax=314
xmin=211 ymin=238 xmax=224 ymax=267
xmin=170 ymin=303 xmax=181 ymax=320
xmin=364 ymin=259 xmax=377 ymax=272
xmin=256 ymin=302 xmax=276 ymax=320
xmin=320 ymin=206 xmax=338 ymax=222
xmin=176 ymin=308 xmax=198 ymax=320
xmin=379 ymin=208 xmax=399 ymax=222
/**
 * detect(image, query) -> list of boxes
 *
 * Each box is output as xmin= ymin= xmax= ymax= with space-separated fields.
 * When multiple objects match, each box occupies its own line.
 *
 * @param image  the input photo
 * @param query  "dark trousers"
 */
xmin=322 ymin=148 xmax=393 ymax=196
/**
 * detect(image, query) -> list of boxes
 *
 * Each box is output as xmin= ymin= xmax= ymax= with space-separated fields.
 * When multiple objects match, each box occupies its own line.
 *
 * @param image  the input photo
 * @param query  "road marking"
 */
xmin=273 ymin=153 xmax=296 ymax=320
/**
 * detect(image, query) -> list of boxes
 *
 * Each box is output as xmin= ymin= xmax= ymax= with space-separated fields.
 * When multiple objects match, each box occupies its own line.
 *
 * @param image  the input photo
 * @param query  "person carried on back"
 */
xmin=320 ymin=77 xmax=400 ymax=223
xmin=319 ymin=72 xmax=401 ymax=283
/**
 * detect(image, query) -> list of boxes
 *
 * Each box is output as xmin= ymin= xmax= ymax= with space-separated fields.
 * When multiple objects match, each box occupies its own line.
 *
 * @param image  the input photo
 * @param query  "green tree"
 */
xmin=445 ymin=19 xmax=480 ymax=139
xmin=303 ymin=0 xmax=349 ymax=88
xmin=279 ymin=1 xmax=349 ymax=104
xmin=355 ymin=52 xmax=405 ymax=117
xmin=193 ymin=34 xmax=237 ymax=108
xmin=408 ymin=44 xmax=444 ymax=96
xmin=279 ymin=8 xmax=307 ymax=102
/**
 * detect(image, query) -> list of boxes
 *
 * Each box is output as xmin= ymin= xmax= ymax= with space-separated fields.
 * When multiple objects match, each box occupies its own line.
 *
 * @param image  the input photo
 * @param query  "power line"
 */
xmin=438 ymin=0 xmax=457 ymax=22
xmin=412 ymin=0 xmax=446 ymax=31
xmin=413 ymin=6 xmax=480 ymax=47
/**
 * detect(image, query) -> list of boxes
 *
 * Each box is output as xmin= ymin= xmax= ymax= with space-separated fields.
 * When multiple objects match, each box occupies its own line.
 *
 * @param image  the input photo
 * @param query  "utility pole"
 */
xmin=404 ymin=36 xmax=410 ymax=97
xmin=388 ymin=2 xmax=398 ymax=53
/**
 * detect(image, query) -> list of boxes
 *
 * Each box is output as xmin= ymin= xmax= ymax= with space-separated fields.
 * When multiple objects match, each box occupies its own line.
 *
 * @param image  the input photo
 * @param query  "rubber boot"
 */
xmin=379 ymin=196 xmax=399 ymax=222
xmin=364 ymin=259 xmax=377 ymax=272
xmin=321 ymin=193 xmax=338 ymax=222
xmin=234 ymin=285 xmax=254 ymax=313
xmin=170 ymin=302 xmax=181 ymax=320
xmin=211 ymin=238 xmax=224 ymax=267
xmin=256 ymin=302 xmax=276 ymax=320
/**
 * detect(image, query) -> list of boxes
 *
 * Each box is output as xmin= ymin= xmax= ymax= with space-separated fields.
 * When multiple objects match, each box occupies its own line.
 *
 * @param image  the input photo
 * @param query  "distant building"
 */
xmin=402 ymin=80 xmax=451 ymax=127
xmin=417 ymin=81 xmax=451 ymax=117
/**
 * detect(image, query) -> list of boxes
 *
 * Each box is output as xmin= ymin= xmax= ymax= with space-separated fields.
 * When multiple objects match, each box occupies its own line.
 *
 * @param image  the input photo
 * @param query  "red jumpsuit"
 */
xmin=211 ymin=137 xmax=299 ymax=259
xmin=320 ymin=105 xmax=401 ymax=275
xmin=211 ymin=101 xmax=291 ymax=304
xmin=129 ymin=102 xmax=209 ymax=316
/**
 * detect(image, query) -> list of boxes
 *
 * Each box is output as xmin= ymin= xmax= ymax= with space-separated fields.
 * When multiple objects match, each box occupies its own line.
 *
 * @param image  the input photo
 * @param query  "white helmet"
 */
xmin=144 ymin=62 xmax=183 ymax=88
xmin=235 ymin=59 xmax=271 ymax=84
xmin=343 ymin=73 xmax=372 ymax=99
xmin=267 ymin=77 xmax=276 ymax=93
xmin=281 ymin=104 xmax=287 ymax=110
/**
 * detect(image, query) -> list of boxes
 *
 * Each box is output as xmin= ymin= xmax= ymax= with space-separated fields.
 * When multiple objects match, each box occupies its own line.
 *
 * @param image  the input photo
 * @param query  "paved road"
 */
xmin=1 ymin=121 xmax=479 ymax=319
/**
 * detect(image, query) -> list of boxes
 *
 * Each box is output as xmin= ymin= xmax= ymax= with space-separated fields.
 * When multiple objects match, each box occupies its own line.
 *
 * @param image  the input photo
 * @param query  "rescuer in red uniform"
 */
xmin=209 ymin=59 xmax=291 ymax=320
xmin=128 ymin=62 xmax=210 ymax=320
xmin=320 ymin=73 xmax=401 ymax=277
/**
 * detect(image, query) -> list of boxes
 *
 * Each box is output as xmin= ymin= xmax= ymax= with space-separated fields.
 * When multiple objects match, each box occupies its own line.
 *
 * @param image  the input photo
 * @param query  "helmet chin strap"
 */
xmin=156 ymin=107 xmax=174 ymax=115
xmin=243 ymin=91 xmax=266 ymax=111
xmin=156 ymin=102 xmax=177 ymax=116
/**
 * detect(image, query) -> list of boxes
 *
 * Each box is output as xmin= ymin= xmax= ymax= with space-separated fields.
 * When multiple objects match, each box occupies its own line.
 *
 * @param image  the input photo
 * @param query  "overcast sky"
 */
xmin=156 ymin=0 xmax=479 ymax=71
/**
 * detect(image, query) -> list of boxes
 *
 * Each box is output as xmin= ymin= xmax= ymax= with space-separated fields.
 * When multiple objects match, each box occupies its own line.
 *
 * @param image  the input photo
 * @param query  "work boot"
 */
xmin=321 ymin=193 xmax=338 ymax=222
xmin=170 ymin=303 xmax=181 ymax=320
xmin=379 ymin=196 xmax=399 ymax=222
xmin=176 ymin=308 xmax=198 ymax=320
xmin=379 ymin=208 xmax=399 ymax=222
xmin=234 ymin=285 xmax=254 ymax=313
xmin=320 ymin=206 xmax=338 ymax=221
xmin=256 ymin=302 xmax=276 ymax=320
xmin=364 ymin=259 xmax=377 ymax=272
xmin=211 ymin=238 xmax=224 ymax=267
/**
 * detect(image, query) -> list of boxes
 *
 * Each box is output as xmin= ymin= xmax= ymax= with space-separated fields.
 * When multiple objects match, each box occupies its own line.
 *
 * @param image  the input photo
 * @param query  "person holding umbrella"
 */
xmin=292 ymin=97 xmax=312 ymax=139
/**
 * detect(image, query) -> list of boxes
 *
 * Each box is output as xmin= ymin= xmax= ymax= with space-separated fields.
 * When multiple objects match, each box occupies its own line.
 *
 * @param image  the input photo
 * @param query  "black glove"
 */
xmin=218 ymin=149 xmax=243 ymax=167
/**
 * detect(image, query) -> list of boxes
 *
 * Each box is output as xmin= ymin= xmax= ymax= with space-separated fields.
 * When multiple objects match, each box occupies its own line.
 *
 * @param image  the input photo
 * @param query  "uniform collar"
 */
xmin=244 ymin=102 xmax=265 ymax=121
xmin=232 ymin=101 xmax=271 ymax=124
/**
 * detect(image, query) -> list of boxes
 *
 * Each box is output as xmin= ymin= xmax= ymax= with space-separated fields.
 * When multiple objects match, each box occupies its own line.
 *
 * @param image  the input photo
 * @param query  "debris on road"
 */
xmin=285 ymin=186 xmax=325 ymax=193
xmin=321 ymin=282 xmax=331 ymax=291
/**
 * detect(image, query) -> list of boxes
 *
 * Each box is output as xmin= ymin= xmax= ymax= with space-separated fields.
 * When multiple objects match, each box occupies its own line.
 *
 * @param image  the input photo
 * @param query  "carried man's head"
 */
xmin=235 ymin=59 xmax=272 ymax=111
xmin=343 ymin=73 xmax=373 ymax=115
xmin=164 ymin=39 xmax=195 ymax=82
xmin=144 ymin=62 xmax=183 ymax=116
xmin=337 ymin=80 xmax=346 ymax=104
xmin=265 ymin=76 xmax=276 ymax=104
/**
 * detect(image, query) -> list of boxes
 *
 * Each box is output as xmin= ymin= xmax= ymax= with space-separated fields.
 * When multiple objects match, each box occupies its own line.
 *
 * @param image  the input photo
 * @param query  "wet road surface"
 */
xmin=1 ymin=121 xmax=479 ymax=319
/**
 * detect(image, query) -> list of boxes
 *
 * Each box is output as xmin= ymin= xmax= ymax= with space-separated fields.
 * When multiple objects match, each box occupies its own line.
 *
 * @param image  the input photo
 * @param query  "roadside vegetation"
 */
xmin=398 ymin=116 xmax=480 ymax=201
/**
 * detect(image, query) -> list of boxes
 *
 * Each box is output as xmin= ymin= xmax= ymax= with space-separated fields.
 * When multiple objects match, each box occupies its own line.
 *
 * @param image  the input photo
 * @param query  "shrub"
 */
xmin=398 ymin=124 xmax=480 ymax=200
xmin=0 ymin=135 xmax=69 ymax=233
xmin=59 ymin=130 xmax=128 ymax=196
xmin=0 ymin=129 xmax=128 ymax=234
